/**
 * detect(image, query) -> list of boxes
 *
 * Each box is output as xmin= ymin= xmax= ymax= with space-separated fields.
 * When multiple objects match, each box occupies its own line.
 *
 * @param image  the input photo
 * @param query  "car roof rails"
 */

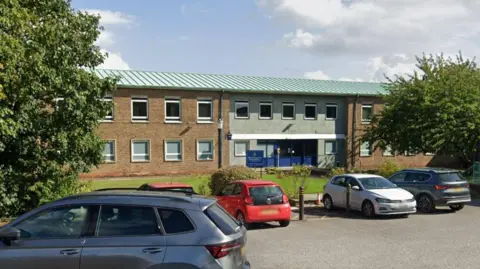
xmin=94 ymin=187 xmax=198 ymax=196
xmin=94 ymin=188 xmax=140 ymax=191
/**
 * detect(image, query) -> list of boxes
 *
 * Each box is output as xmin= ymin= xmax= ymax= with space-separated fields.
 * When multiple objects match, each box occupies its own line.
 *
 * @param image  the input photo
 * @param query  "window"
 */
xmin=389 ymin=173 xmax=406 ymax=183
xmin=131 ymin=140 xmax=150 ymax=162
xmin=360 ymin=141 xmax=372 ymax=156
xmin=383 ymin=145 xmax=393 ymax=156
xmin=361 ymin=104 xmax=373 ymax=122
xmin=197 ymin=140 xmax=213 ymax=160
xmin=326 ymin=103 xmax=337 ymax=120
xmin=405 ymin=150 xmax=415 ymax=156
xmin=220 ymin=184 xmax=235 ymax=196
xmin=282 ymin=102 xmax=295 ymax=119
xmin=234 ymin=141 xmax=248 ymax=157
xmin=405 ymin=172 xmax=431 ymax=182
xmin=346 ymin=177 xmax=361 ymax=189
xmin=103 ymin=141 xmax=115 ymax=162
xmin=165 ymin=98 xmax=181 ymax=121
xmin=131 ymin=97 xmax=148 ymax=121
xmin=197 ymin=99 xmax=213 ymax=122
xmin=259 ymin=101 xmax=272 ymax=119
xmin=54 ymin=97 xmax=64 ymax=111
xmin=102 ymin=95 xmax=114 ymax=120
xmin=325 ymin=140 xmax=337 ymax=155
xmin=204 ymin=204 xmax=240 ymax=235
xmin=158 ymin=209 xmax=194 ymax=234
xmin=165 ymin=140 xmax=182 ymax=161
xmin=425 ymin=152 xmax=435 ymax=156
xmin=231 ymin=184 xmax=242 ymax=195
xmin=235 ymin=101 xmax=249 ymax=119
xmin=97 ymin=205 xmax=159 ymax=236
xmin=15 ymin=205 xmax=89 ymax=239
xmin=304 ymin=103 xmax=317 ymax=120
xmin=332 ymin=176 xmax=346 ymax=186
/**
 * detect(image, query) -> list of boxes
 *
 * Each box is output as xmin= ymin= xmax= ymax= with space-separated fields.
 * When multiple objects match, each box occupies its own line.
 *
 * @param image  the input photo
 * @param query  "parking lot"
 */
xmin=246 ymin=202 xmax=480 ymax=269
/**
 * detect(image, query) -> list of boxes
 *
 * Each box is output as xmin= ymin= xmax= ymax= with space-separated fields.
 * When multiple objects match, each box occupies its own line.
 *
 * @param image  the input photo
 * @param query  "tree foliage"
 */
xmin=363 ymin=53 xmax=480 ymax=163
xmin=0 ymin=0 xmax=116 ymax=216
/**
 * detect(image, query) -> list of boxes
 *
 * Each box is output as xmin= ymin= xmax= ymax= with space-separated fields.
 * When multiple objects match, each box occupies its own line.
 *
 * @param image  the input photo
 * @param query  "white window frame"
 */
xmin=234 ymin=141 xmax=249 ymax=157
xmin=131 ymin=140 xmax=150 ymax=162
xmin=197 ymin=99 xmax=213 ymax=122
xmin=360 ymin=142 xmax=372 ymax=157
xmin=197 ymin=139 xmax=214 ymax=161
xmin=304 ymin=103 xmax=317 ymax=120
xmin=165 ymin=98 xmax=181 ymax=122
xmin=361 ymin=104 xmax=373 ymax=122
xmin=258 ymin=101 xmax=272 ymax=119
xmin=131 ymin=96 xmax=148 ymax=121
xmin=383 ymin=145 xmax=393 ymax=156
xmin=234 ymin=101 xmax=249 ymax=119
xmin=101 ymin=95 xmax=114 ymax=121
xmin=103 ymin=140 xmax=116 ymax=162
xmin=425 ymin=152 xmax=435 ymax=156
xmin=324 ymin=140 xmax=337 ymax=155
xmin=326 ymin=103 xmax=337 ymax=120
xmin=164 ymin=140 xmax=183 ymax=161
xmin=405 ymin=150 xmax=415 ymax=156
xmin=282 ymin=102 xmax=295 ymax=120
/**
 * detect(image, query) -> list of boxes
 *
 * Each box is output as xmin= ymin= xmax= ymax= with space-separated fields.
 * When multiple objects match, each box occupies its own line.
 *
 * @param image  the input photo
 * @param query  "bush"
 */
xmin=209 ymin=166 xmax=257 ymax=195
xmin=282 ymin=165 xmax=312 ymax=199
xmin=328 ymin=167 xmax=345 ymax=177
xmin=265 ymin=167 xmax=281 ymax=175
xmin=377 ymin=160 xmax=402 ymax=178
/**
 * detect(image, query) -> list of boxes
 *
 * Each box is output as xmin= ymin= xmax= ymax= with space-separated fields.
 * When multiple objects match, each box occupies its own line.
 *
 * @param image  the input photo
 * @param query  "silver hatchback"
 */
xmin=0 ymin=190 xmax=251 ymax=269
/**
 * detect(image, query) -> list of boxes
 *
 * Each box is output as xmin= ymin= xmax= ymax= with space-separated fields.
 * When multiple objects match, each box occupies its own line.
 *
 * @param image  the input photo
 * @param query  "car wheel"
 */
xmin=417 ymin=194 xmax=435 ymax=213
xmin=323 ymin=194 xmax=334 ymax=211
xmin=362 ymin=200 xmax=375 ymax=218
xmin=236 ymin=211 xmax=250 ymax=229
xmin=279 ymin=220 xmax=290 ymax=227
xmin=449 ymin=203 xmax=465 ymax=211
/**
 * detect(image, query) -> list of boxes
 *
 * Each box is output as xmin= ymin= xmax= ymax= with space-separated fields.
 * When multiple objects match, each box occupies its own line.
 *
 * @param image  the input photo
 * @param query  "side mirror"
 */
xmin=352 ymin=186 xmax=360 ymax=191
xmin=0 ymin=227 xmax=20 ymax=244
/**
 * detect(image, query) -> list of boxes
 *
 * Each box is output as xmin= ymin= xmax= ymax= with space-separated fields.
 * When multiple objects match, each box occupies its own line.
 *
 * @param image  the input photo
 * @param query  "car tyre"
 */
xmin=323 ymin=194 xmax=334 ymax=211
xmin=362 ymin=200 xmax=375 ymax=218
xmin=236 ymin=211 xmax=250 ymax=229
xmin=449 ymin=203 xmax=465 ymax=211
xmin=417 ymin=194 xmax=435 ymax=213
xmin=279 ymin=220 xmax=290 ymax=227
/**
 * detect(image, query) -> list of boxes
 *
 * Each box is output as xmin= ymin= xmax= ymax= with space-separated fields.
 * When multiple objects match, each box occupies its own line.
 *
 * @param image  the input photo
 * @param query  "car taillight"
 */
xmin=205 ymin=242 xmax=241 ymax=259
xmin=244 ymin=196 xmax=254 ymax=205
xmin=435 ymin=185 xmax=450 ymax=190
xmin=282 ymin=194 xmax=289 ymax=204
xmin=466 ymin=183 xmax=470 ymax=188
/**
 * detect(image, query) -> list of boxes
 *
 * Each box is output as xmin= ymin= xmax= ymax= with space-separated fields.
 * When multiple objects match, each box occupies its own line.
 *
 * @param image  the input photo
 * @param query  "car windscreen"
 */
xmin=204 ymin=204 xmax=240 ymax=235
xmin=359 ymin=177 xmax=398 ymax=190
xmin=248 ymin=186 xmax=283 ymax=197
xmin=438 ymin=173 xmax=465 ymax=183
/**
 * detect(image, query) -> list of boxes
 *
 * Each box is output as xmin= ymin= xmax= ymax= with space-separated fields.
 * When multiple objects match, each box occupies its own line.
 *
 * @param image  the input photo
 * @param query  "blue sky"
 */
xmin=72 ymin=0 xmax=480 ymax=82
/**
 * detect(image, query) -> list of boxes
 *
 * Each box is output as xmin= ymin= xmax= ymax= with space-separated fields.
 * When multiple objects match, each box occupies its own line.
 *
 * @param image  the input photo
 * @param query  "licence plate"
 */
xmin=260 ymin=209 xmax=278 ymax=215
xmin=241 ymin=246 xmax=246 ymax=256
xmin=451 ymin=188 xmax=464 ymax=192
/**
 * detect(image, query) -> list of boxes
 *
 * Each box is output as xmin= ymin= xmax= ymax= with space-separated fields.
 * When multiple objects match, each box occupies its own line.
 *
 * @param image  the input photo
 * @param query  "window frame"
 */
xmin=325 ymin=103 xmax=337 ymax=120
xmin=156 ymin=207 xmax=196 ymax=235
xmin=197 ymin=139 xmax=214 ymax=161
xmin=197 ymin=99 xmax=213 ymax=122
xmin=101 ymin=95 xmax=114 ymax=121
xmin=389 ymin=172 xmax=407 ymax=183
xmin=324 ymin=140 xmax=337 ymax=155
xmin=304 ymin=103 xmax=317 ymax=120
xmin=234 ymin=100 xmax=250 ymax=119
xmin=131 ymin=96 xmax=149 ymax=121
xmin=425 ymin=152 xmax=435 ymax=156
xmin=164 ymin=97 xmax=181 ymax=122
xmin=164 ymin=139 xmax=183 ymax=162
xmin=131 ymin=139 xmax=151 ymax=162
xmin=282 ymin=102 xmax=295 ymax=120
xmin=234 ymin=141 xmax=249 ymax=157
xmin=258 ymin=101 xmax=273 ymax=120
xmin=103 ymin=140 xmax=116 ymax=163
xmin=383 ymin=145 xmax=394 ymax=157
xmin=405 ymin=172 xmax=432 ymax=183
xmin=360 ymin=141 xmax=372 ymax=157
xmin=361 ymin=104 xmax=373 ymax=123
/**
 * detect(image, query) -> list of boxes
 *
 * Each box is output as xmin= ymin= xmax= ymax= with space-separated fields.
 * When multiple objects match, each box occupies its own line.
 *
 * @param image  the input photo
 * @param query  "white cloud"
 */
xmin=84 ymin=9 xmax=134 ymax=25
xmin=96 ymin=31 xmax=115 ymax=48
xmin=304 ymin=70 xmax=329 ymax=80
xmin=98 ymin=50 xmax=130 ymax=70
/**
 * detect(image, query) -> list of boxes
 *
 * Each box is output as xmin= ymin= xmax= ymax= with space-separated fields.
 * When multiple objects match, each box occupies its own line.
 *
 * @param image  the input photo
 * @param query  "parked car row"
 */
xmin=322 ymin=168 xmax=471 ymax=218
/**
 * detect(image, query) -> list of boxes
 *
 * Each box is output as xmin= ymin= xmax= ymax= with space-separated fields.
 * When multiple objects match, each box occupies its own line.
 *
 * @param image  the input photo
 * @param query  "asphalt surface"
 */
xmin=246 ymin=203 xmax=480 ymax=269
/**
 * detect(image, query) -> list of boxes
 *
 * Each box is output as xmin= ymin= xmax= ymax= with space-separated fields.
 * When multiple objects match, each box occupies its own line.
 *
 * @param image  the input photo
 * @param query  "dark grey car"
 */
xmin=388 ymin=168 xmax=471 ymax=213
xmin=0 ymin=190 xmax=251 ymax=269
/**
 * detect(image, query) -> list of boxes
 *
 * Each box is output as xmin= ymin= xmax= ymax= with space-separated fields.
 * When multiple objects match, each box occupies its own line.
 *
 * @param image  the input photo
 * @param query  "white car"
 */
xmin=322 ymin=174 xmax=417 ymax=217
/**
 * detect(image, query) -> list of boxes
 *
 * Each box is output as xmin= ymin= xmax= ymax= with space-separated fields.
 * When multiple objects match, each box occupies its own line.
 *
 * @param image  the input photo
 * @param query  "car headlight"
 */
xmin=375 ymin=198 xmax=391 ymax=203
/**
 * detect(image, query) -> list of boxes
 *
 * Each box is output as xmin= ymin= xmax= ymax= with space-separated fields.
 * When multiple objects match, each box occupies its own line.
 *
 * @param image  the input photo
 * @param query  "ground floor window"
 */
xmin=360 ymin=142 xmax=372 ymax=157
xmin=383 ymin=145 xmax=393 ymax=156
xmin=165 ymin=140 xmax=182 ymax=161
xmin=325 ymin=140 xmax=336 ymax=155
xmin=197 ymin=140 xmax=213 ymax=160
xmin=131 ymin=140 xmax=150 ymax=162
xmin=103 ymin=141 xmax=115 ymax=162
xmin=234 ymin=141 xmax=248 ymax=157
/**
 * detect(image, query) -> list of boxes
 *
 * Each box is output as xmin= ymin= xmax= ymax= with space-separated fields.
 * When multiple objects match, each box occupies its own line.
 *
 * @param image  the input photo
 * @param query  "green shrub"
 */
xmin=377 ymin=160 xmax=402 ymax=178
xmin=292 ymin=165 xmax=311 ymax=178
xmin=265 ymin=167 xmax=282 ymax=175
xmin=209 ymin=166 xmax=257 ymax=195
xmin=198 ymin=182 xmax=210 ymax=196
xmin=328 ymin=167 xmax=345 ymax=177
xmin=282 ymin=165 xmax=312 ymax=199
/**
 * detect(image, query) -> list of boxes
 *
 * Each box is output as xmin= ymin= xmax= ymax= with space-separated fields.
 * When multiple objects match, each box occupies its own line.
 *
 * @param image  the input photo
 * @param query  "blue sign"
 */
xmin=246 ymin=150 xmax=264 ymax=168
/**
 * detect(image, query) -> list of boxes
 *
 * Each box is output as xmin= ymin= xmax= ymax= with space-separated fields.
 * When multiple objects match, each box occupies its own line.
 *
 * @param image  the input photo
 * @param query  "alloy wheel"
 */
xmin=323 ymin=195 xmax=333 ymax=210
xmin=417 ymin=195 xmax=434 ymax=213
xmin=363 ymin=201 xmax=374 ymax=217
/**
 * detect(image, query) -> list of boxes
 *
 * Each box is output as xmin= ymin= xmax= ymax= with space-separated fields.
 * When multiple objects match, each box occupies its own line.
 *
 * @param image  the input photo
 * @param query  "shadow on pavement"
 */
xmin=292 ymin=206 xmax=413 ymax=220
xmin=415 ymin=208 xmax=455 ymax=215
xmin=467 ymin=200 xmax=480 ymax=207
xmin=247 ymin=223 xmax=282 ymax=231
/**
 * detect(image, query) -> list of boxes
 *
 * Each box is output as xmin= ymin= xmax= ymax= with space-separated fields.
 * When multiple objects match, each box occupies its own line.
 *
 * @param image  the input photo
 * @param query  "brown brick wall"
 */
xmin=82 ymin=88 xmax=230 ymax=178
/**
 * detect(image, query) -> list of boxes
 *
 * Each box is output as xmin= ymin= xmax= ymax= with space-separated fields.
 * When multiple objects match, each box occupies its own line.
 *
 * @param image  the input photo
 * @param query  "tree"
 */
xmin=363 ymin=53 xmax=480 ymax=165
xmin=0 ymin=0 xmax=117 ymax=217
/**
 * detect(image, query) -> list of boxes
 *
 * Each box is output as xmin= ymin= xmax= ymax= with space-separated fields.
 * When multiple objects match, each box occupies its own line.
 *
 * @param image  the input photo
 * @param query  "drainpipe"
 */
xmin=350 ymin=94 xmax=359 ymax=169
xmin=218 ymin=90 xmax=224 ymax=168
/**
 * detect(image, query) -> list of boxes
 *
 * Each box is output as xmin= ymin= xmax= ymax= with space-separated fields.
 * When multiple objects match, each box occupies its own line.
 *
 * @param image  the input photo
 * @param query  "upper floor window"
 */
xmin=102 ymin=95 xmax=114 ymax=121
xmin=326 ymin=103 xmax=337 ymax=120
xmin=165 ymin=98 xmax=181 ymax=122
xmin=259 ymin=101 xmax=272 ymax=119
xmin=97 ymin=205 xmax=160 ymax=237
xmin=131 ymin=96 xmax=148 ymax=121
xmin=235 ymin=101 xmax=249 ymax=119
xmin=103 ymin=140 xmax=116 ymax=162
xmin=361 ymin=104 xmax=373 ymax=122
xmin=304 ymin=103 xmax=317 ymax=120
xmin=282 ymin=102 xmax=295 ymax=120
xmin=197 ymin=99 xmax=213 ymax=122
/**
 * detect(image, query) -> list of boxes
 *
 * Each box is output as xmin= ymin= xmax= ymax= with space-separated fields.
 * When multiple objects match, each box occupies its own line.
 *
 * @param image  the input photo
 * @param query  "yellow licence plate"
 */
xmin=260 ymin=209 xmax=278 ymax=215
xmin=451 ymin=188 xmax=464 ymax=192
xmin=241 ymin=246 xmax=246 ymax=256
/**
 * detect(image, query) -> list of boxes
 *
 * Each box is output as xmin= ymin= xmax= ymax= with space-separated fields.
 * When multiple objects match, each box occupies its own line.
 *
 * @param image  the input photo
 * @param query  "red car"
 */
xmin=138 ymin=182 xmax=196 ymax=194
xmin=216 ymin=180 xmax=291 ymax=228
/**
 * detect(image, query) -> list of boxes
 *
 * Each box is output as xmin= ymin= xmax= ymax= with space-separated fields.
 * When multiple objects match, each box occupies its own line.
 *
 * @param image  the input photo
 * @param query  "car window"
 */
xmin=204 ymin=204 xmax=239 ymax=235
xmin=231 ymin=184 xmax=242 ymax=195
xmin=346 ymin=177 xmax=361 ymax=188
xmin=405 ymin=172 xmax=430 ymax=182
xmin=332 ymin=176 xmax=346 ymax=187
xmin=15 ymin=205 xmax=89 ymax=239
xmin=158 ymin=209 xmax=194 ymax=234
xmin=390 ymin=172 xmax=406 ymax=183
xmin=220 ymin=184 xmax=235 ymax=196
xmin=438 ymin=173 xmax=465 ymax=182
xmin=97 ymin=205 xmax=160 ymax=237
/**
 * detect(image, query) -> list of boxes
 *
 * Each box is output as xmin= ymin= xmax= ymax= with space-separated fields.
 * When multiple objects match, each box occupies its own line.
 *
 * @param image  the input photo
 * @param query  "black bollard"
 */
xmin=299 ymin=186 xmax=304 ymax=220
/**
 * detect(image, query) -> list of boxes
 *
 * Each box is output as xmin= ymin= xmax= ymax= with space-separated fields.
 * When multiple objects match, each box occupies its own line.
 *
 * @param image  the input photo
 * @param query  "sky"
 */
xmin=71 ymin=0 xmax=480 ymax=82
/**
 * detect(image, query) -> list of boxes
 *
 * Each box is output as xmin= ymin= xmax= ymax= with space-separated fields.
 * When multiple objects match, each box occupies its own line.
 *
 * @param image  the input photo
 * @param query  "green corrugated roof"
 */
xmin=94 ymin=69 xmax=386 ymax=96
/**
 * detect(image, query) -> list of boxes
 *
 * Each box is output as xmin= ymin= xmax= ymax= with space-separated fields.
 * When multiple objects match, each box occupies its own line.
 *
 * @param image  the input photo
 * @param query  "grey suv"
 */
xmin=388 ymin=168 xmax=471 ymax=213
xmin=0 ymin=190 xmax=251 ymax=269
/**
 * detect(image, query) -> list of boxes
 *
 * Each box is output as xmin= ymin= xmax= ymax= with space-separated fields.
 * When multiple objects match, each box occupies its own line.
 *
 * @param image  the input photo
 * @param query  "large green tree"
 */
xmin=363 ymin=53 xmax=480 ymax=165
xmin=0 ymin=0 xmax=116 ymax=216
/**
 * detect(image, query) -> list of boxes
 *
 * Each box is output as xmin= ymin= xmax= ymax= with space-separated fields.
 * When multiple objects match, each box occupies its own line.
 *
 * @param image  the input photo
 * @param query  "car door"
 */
xmin=216 ymin=184 xmax=236 ymax=215
xmin=345 ymin=177 xmax=363 ymax=211
xmin=404 ymin=172 xmax=431 ymax=196
xmin=0 ymin=204 xmax=93 ymax=269
xmin=80 ymin=205 xmax=166 ymax=269
xmin=329 ymin=176 xmax=347 ymax=208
